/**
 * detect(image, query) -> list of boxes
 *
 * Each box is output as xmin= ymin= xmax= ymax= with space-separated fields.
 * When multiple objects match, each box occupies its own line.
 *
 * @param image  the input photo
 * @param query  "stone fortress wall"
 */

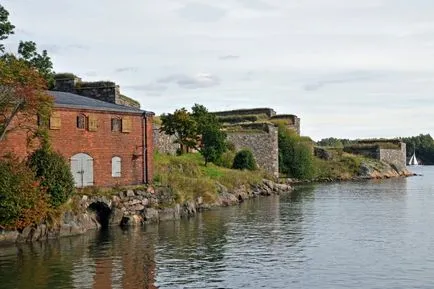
xmin=53 ymin=74 xmax=140 ymax=109
xmin=153 ymin=124 xmax=179 ymax=155
xmin=344 ymin=140 xmax=407 ymax=167
xmin=153 ymin=107 xmax=301 ymax=176
xmin=225 ymin=123 xmax=279 ymax=177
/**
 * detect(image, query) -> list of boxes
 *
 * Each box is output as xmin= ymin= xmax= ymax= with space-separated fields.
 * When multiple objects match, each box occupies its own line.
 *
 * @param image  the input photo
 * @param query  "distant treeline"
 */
xmin=317 ymin=134 xmax=434 ymax=165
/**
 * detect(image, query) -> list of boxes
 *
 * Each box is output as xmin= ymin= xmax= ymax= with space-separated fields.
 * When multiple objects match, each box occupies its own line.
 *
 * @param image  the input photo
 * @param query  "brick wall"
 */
xmin=0 ymin=108 xmax=153 ymax=187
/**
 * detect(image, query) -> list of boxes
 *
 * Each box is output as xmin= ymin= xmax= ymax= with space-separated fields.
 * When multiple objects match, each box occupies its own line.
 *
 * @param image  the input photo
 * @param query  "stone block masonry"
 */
xmin=226 ymin=124 xmax=279 ymax=176
xmin=153 ymin=124 xmax=180 ymax=155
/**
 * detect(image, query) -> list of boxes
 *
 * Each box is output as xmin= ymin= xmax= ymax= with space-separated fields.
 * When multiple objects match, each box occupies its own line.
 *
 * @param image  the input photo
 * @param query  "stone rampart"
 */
xmin=344 ymin=141 xmax=406 ymax=167
xmin=379 ymin=142 xmax=406 ymax=167
xmin=214 ymin=108 xmax=277 ymax=118
xmin=53 ymin=76 xmax=140 ymax=109
xmin=153 ymin=124 xmax=179 ymax=154
xmin=226 ymin=124 xmax=279 ymax=176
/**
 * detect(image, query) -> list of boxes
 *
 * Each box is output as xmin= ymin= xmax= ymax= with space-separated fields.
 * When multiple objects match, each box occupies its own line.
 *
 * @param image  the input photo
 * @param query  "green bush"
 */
xmin=215 ymin=150 xmax=236 ymax=168
xmin=278 ymin=125 xmax=314 ymax=180
xmin=28 ymin=148 xmax=75 ymax=207
xmin=0 ymin=155 xmax=49 ymax=230
xmin=232 ymin=149 xmax=257 ymax=171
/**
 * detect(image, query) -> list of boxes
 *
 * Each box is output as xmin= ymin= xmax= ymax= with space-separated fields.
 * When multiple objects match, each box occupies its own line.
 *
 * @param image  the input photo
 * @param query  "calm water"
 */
xmin=1 ymin=166 xmax=433 ymax=289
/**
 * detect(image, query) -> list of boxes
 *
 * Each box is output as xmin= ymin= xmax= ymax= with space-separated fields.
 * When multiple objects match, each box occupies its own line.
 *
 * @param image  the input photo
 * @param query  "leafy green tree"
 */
xmin=0 ymin=5 xmax=55 ymax=87
xmin=0 ymin=5 xmax=15 ymax=53
xmin=317 ymin=137 xmax=344 ymax=148
xmin=201 ymin=125 xmax=227 ymax=165
xmin=160 ymin=108 xmax=198 ymax=153
xmin=400 ymin=134 xmax=434 ymax=165
xmin=18 ymin=41 xmax=55 ymax=88
xmin=161 ymin=104 xmax=228 ymax=165
xmin=279 ymin=125 xmax=314 ymax=179
xmin=28 ymin=147 xmax=75 ymax=207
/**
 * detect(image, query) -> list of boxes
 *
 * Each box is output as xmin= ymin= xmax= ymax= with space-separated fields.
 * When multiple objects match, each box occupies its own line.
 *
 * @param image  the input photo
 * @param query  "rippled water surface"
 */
xmin=1 ymin=166 xmax=433 ymax=289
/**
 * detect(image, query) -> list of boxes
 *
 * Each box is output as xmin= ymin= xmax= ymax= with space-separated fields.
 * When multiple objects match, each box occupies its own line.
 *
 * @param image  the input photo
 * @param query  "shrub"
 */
xmin=201 ymin=125 xmax=227 ymax=165
xmin=232 ymin=149 xmax=257 ymax=171
xmin=0 ymin=155 xmax=49 ymax=230
xmin=215 ymin=150 xmax=236 ymax=168
xmin=278 ymin=125 xmax=315 ymax=180
xmin=28 ymin=148 xmax=75 ymax=207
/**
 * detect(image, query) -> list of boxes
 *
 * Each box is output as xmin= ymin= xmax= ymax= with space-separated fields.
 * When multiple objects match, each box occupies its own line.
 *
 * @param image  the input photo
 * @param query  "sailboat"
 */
xmin=408 ymin=150 xmax=419 ymax=166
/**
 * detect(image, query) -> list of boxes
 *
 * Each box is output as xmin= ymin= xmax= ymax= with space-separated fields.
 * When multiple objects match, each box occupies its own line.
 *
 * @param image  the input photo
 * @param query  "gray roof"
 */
xmin=49 ymin=91 xmax=149 ymax=115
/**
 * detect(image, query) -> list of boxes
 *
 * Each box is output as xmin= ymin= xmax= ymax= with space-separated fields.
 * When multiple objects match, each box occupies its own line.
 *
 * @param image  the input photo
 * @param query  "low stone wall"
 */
xmin=226 ymin=124 xmax=279 ymax=176
xmin=0 ymin=180 xmax=292 ymax=245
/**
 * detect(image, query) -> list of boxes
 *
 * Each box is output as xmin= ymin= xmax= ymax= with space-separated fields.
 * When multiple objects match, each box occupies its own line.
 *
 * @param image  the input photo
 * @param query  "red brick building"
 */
xmin=0 ymin=85 xmax=154 ymax=188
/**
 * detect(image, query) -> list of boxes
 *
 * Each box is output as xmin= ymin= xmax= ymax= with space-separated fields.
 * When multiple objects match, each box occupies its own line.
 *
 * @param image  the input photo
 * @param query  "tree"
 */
xmin=160 ymin=104 xmax=228 ymax=165
xmin=400 ymin=134 xmax=434 ymax=165
xmin=0 ymin=5 xmax=54 ymax=87
xmin=28 ymin=147 xmax=75 ymax=207
xmin=18 ymin=41 xmax=55 ymax=88
xmin=278 ymin=125 xmax=314 ymax=179
xmin=0 ymin=55 xmax=53 ymax=142
xmin=201 ymin=125 xmax=227 ymax=165
xmin=160 ymin=108 xmax=198 ymax=153
xmin=0 ymin=4 xmax=15 ymax=53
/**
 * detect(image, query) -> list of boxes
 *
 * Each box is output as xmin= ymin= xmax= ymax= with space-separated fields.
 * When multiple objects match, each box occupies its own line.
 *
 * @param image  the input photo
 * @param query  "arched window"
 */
xmin=112 ymin=156 xmax=121 ymax=177
xmin=77 ymin=114 xmax=86 ymax=129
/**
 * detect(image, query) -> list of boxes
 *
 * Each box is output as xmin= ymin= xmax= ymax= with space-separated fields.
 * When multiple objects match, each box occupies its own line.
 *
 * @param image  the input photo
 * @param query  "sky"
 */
xmin=2 ymin=0 xmax=434 ymax=140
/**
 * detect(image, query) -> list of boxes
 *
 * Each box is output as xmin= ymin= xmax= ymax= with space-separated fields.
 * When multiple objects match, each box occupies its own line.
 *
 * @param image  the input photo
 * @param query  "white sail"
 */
xmin=409 ymin=153 xmax=419 ymax=166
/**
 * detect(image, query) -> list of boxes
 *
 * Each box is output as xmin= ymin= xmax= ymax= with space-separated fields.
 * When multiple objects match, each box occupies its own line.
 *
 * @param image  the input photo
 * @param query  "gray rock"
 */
xmin=142 ymin=198 xmax=149 ymax=207
xmin=126 ymin=190 xmax=135 ymax=197
xmin=133 ymin=204 xmax=145 ymax=211
xmin=0 ymin=230 xmax=18 ymax=244
xmin=110 ymin=208 xmax=124 ymax=226
xmin=144 ymin=208 xmax=159 ymax=222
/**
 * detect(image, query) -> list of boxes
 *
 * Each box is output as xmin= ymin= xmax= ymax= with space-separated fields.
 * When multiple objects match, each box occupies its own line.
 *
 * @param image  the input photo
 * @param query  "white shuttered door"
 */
xmin=71 ymin=153 xmax=94 ymax=187
xmin=112 ymin=157 xmax=121 ymax=177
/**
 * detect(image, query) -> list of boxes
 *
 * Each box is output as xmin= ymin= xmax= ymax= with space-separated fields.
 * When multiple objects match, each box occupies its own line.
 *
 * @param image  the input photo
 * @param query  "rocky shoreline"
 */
xmin=0 ymin=179 xmax=292 ymax=245
xmin=0 ymin=162 xmax=415 ymax=246
xmin=286 ymin=161 xmax=415 ymax=185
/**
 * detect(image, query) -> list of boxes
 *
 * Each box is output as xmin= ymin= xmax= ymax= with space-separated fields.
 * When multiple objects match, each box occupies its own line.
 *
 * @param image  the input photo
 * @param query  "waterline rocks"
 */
xmin=0 ymin=179 xmax=292 ymax=245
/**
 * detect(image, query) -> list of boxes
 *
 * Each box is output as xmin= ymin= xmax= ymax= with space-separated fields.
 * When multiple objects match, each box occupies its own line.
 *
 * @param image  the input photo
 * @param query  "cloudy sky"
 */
xmin=3 ymin=0 xmax=434 ymax=140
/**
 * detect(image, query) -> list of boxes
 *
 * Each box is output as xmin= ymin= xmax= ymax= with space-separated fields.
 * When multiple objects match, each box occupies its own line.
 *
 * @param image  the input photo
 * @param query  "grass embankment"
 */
xmin=312 ymin=148 xmax=387 ymax=180
xmin=154 ymin=153 xmax=269 ymax=204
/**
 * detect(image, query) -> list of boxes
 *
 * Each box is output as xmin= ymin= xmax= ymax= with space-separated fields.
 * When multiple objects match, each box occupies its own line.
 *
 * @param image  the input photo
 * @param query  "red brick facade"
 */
xmin=0 ymin=108 xmax=154 ymax=187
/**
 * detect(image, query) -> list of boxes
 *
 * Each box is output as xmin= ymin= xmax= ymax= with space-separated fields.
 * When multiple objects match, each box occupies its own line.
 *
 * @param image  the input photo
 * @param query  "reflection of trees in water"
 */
xmin=84 ymin=227 xmax=158 ymax=289
xmin=153 ymin=211 xmax=228 ymax=286
xmin=0 ymin=227 xmax=159 ymax=289
xmin=0 ymin=233 xmax=96 ymax=289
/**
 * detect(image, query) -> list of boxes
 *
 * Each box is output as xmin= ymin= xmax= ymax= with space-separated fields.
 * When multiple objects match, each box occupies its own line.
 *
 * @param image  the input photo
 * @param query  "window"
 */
xmin=88 ymin=115 xmax=98 ymax=132
xmin=112 ymin=156 xmax=121 ymax=177
xmin=111 ymin=118 xmax=122 ymax=132
xmin=122 ymin=117 xmax=132 ymax=133
xmin=77 ymin=114 xmax=86 ymax=129
xmin=49 ymin=112 xmax=61 ymax=130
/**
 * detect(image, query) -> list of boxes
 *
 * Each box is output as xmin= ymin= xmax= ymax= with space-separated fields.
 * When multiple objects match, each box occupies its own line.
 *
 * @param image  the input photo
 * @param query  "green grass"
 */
xmin=313 ymin=152 xmax=382 ymax=180
xmin=154 ymin=153 xmax=267 ymax=203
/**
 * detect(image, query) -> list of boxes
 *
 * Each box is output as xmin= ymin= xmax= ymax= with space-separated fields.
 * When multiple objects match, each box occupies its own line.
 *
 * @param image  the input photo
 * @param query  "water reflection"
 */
xmin=1 ymin=169 xmax=434 ymax=288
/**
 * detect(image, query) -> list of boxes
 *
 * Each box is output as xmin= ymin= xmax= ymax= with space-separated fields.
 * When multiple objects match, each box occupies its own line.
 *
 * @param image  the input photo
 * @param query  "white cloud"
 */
xmin=2 ymin=0 xmax=434 ymax=139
